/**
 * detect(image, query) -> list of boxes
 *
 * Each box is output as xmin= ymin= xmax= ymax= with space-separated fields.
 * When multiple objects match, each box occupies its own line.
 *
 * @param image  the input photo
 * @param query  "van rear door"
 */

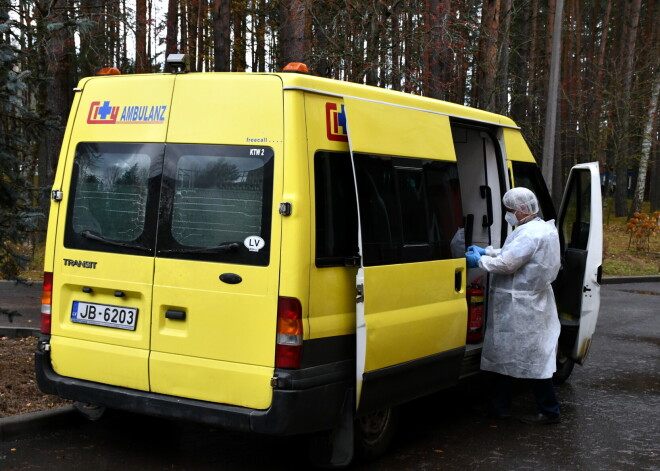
xmin=554 ymin=162 xmax=603 ymax=363
xmin=344 ymin=98 xmax=467 ymax=414
xmin=148 ymin=75 xmax=283 ymax=409
xmin=50 ymin=76 xmax=174 ymax=390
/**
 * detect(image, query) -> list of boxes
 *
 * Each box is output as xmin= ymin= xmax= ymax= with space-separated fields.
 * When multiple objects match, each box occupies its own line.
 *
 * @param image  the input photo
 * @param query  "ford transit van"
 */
xmin=36 ymin=61 xmax=602 ymax=467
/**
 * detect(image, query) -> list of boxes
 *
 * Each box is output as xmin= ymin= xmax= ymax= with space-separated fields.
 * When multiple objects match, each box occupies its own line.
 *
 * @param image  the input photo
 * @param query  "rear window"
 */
xmin=64 ymin=142 xmax=274 ymax=266
xmin=157 ymin=144 xmax=274 ymax=266
xmin=64 ymin=143 xmax=163 ymax=255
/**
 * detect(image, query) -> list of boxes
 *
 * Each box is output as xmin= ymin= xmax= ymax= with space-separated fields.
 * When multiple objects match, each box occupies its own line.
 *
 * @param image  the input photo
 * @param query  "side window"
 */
xmin=314 ymin=152 xmax=359 ymax=267
xmin=64 ymin=142 xmax=164 ymax=255
xmin=560 ymin=169 xmax=591 ymax=250
xmin=511 ymin=161 xmax=556 ymax=221
xmin=355 ymin=154 xmax=463 ymax=266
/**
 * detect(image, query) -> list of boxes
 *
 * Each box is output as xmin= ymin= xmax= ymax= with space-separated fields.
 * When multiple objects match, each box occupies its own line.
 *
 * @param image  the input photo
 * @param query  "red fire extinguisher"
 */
xmin=466 ymin=276 xmax=485 ymax=343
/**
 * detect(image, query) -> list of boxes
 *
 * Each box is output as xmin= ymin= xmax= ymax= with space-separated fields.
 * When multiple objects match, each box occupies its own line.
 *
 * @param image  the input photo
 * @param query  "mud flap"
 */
xmin=308 ymin=388 xmax=355 ymax=468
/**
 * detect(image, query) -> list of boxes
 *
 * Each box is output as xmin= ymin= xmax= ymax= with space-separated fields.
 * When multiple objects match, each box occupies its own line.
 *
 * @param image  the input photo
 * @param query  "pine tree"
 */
xmin=0 ymin=1 xmax=42 ymax=320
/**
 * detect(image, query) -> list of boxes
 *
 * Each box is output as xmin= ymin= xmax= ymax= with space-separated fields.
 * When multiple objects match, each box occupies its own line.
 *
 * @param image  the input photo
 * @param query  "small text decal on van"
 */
xmin=326 ymin=102 xmax=348 ymax=142
xmin=244 ymin=236 xmax=265 ymax=252
xmin=63 ymin=258 xmax=98 ymax=269
xmin=87 ymin=101 xmax=167 ymax=124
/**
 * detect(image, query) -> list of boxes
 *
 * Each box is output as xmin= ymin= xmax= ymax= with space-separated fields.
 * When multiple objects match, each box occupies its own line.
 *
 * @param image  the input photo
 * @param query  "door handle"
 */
xmin=455 ymin=270 xmax=463 ymax=292
xmin=165 ymin=309 xmax=186 ymax=320
xmin=480 ymin=185 xmax=493 ymax=227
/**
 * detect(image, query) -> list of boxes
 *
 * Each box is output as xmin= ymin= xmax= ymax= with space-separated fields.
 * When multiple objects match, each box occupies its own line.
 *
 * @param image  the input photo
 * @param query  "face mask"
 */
xmin=505 ymin=212 xmax=519 ymax=226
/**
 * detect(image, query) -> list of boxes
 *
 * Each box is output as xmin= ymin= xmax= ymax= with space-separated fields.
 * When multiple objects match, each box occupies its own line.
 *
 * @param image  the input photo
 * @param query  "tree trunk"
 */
xmin=496 ymin=0 xmax=511 ymax=113
xmin=135 ymin=0 xmax=147 ymax=72
xmin=213 ymin=0 xmax=231 ymax=71
xmin=390 ymin=2 xmax=401 ymax=90
xmin=365 ymin=2 xmax=381 ymax=86
xmin=278 ymin=0 xmax=309 ymax=69
xmin=165 ymin=0 xmax=178 ymax=71
xmin=232 ymin=0 xmax=246 ymax=71
xmin=255 ymin=0 xmax=266 ymax=72
xmin=614 ymin=0 xmax=642 ymax=217
xmin=196 ymin=0 xmax=206 ymax=72
xmin=631 ymin=73 xmax=659 ymax=214
xmin=476 ymin=0 xmax=500 ymax=112
xmin=425 ymin=0 xmax=451 ymax=100
xmin=542 ymin=0 xmax=563 ymax=197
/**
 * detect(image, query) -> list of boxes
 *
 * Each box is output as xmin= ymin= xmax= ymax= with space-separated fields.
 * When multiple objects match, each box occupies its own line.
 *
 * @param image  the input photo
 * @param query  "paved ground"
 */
xmin=0 ymin=281 xmax=41 ymax=331
xmin=0 ymin=279 xmax=658 ymax=470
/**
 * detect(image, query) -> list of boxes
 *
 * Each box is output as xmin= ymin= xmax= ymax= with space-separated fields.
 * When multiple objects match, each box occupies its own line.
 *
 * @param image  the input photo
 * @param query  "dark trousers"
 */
xmin=491 ymin=373 xmax=560 ymax=417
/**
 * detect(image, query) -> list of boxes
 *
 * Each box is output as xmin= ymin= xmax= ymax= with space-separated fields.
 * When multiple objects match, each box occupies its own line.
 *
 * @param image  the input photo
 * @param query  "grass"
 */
xmin=601 ymin=200 xmax=660 ymax=277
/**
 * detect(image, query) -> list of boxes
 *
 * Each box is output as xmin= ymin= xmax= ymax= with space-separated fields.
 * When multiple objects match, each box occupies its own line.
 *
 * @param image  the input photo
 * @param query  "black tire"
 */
xmin=354 ymin=407 xmax=398 ymax=463
xmin=73 ymin=401 xmax=106 ymax=421
xmin=553 ymin=350 xmax=576 ymax=384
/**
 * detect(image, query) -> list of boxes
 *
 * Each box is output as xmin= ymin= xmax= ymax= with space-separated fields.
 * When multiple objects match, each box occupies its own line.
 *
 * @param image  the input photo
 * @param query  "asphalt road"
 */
xmin=0 ymin=281 xmax=658 ymax=470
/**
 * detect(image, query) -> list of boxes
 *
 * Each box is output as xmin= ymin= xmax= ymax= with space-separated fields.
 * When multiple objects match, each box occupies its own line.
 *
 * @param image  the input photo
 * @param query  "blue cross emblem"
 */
xmin=97 ymin=101 xmax=113 ymax=119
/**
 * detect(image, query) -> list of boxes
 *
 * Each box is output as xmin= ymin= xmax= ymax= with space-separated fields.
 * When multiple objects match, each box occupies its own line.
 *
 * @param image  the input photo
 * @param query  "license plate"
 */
xmin=71 ymin=301 xmax=138 ymax=331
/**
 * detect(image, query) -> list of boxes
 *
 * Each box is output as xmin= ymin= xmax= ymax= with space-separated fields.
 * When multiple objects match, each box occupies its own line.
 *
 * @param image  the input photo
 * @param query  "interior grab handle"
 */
xmin=480 ymin=185 xmax=493 ymax=227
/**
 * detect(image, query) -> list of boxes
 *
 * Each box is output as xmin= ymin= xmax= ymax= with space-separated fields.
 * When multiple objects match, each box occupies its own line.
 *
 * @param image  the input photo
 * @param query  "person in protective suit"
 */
xmin=466 ymin=187 xmax=561 ymax=425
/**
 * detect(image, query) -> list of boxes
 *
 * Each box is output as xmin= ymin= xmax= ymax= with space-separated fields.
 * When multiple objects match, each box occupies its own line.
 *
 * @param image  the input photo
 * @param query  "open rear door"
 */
xmin=344 ymin=98 xmax=467 ymax=414
xmin=554 ymin=162 xmax=602 ymax=364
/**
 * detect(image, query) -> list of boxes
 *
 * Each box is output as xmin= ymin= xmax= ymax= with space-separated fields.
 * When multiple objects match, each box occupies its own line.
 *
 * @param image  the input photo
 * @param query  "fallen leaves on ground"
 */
xmin=0 ymin=336 xmax=71 ymax=418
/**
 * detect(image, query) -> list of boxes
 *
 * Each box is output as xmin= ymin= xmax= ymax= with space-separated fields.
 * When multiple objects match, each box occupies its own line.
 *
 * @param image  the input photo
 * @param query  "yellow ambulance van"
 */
xmin=36 ymin=59 xmax=602 ymax=467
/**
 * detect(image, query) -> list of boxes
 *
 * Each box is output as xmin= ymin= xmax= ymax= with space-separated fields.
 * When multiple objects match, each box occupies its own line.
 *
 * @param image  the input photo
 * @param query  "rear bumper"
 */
xmin=35 ymin=347 xmax=353 ymax=435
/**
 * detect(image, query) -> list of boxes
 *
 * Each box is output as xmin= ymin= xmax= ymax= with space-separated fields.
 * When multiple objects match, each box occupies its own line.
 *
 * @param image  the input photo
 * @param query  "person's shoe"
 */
xmin=519 ymin=413 xmax=560 ymax=425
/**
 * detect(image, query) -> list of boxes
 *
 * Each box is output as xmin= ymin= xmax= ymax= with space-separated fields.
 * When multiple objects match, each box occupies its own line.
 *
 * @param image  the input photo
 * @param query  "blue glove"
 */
xmin=466 ymin=251 xmax=481 ymax=268
xmin=467 ymin=245 xmax=486 ymax=255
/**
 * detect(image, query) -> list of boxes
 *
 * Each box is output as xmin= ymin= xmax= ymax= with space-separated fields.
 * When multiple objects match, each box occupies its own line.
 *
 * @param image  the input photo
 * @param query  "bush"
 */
xmin=626 ymin=212 xmax=659 ymax=251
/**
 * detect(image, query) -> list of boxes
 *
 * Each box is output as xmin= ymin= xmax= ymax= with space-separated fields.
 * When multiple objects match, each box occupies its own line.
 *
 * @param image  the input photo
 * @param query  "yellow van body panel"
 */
xmin=343 ymin=97 xmax=456 ymax=160
xmin=49 ymin=75 xmax=175 ymax=390
xmin=342 ymin=96 xmax=468 ymax=404
xmin=147 ymin=74 xmax=284 ymax=408
xmin=277 ymin=89 xmax=312 ymax=339
xmin=44 ymin=89 xmax=85 ymax=274
xmin=50 ymin=335 xmax=149 ymax=390
xmin=303 ymin=93 xmax=356 ymax=339
xmin=150 ymin=261 xmax=277 ymax=364
xmin=363 ymin=261 xmax=466 ymax=372
xmin=149 ymin=352 xmax=273 ymax=409
xmin=166 ymin=74 xmax=283 ymax=145
xmin=502 ymin=127 xmax=536 ymax=163
xmin=281 ymin=74 xmax=517 ymax=130
xmin=72 ymin=75 xmax=174 ymax=142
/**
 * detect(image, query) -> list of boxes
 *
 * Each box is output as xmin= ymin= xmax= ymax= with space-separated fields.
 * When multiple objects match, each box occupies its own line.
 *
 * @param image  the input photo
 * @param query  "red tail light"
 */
xmin=40 ymin=272 xmax=53 ymax=334
xmin=275 ymin=297 xmax=303 ymax=369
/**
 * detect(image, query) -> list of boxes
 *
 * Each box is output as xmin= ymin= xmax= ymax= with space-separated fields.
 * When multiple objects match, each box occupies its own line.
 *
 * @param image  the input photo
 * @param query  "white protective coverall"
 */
xmin=478 ymin=218 xmax=561 ymax=379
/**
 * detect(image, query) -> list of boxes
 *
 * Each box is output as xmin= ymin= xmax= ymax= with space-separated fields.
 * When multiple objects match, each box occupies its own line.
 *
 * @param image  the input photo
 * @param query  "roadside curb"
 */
xmin=0 ymin=327 xmax=40 ymax=338
xmin=602 ymin=275 xmax=660 ymax=284
xmin=0 ymin=405 xmax=79 ymax=442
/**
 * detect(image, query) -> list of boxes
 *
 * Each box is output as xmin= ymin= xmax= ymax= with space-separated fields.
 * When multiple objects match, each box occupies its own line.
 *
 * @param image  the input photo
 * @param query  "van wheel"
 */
xmin=553 ymin=350 xmax=575 ymax=384
xmin=73 ymin=401 xmax=106 ymax=421
xmin=354 ymin=407 xmax=398 ymax=463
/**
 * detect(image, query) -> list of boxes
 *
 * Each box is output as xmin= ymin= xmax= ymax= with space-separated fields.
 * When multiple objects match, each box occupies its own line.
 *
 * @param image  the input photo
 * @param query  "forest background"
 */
xmin=0 ymin=0 xmax=659 ymax=286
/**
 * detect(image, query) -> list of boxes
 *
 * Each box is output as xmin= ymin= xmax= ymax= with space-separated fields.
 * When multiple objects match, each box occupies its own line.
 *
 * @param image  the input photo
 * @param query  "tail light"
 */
xmin=41 ymin=272 xmax=53 ymax=334
xmin=275 ymin=297 xmax=303 ymax=369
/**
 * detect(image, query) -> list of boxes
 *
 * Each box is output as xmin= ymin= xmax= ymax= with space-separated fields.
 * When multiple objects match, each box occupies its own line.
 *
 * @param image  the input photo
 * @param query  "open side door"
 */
xmin=553 ymin=162 xmax=602 ymax=364
xmin=344 ymin=98 xmax=467 ymax=415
